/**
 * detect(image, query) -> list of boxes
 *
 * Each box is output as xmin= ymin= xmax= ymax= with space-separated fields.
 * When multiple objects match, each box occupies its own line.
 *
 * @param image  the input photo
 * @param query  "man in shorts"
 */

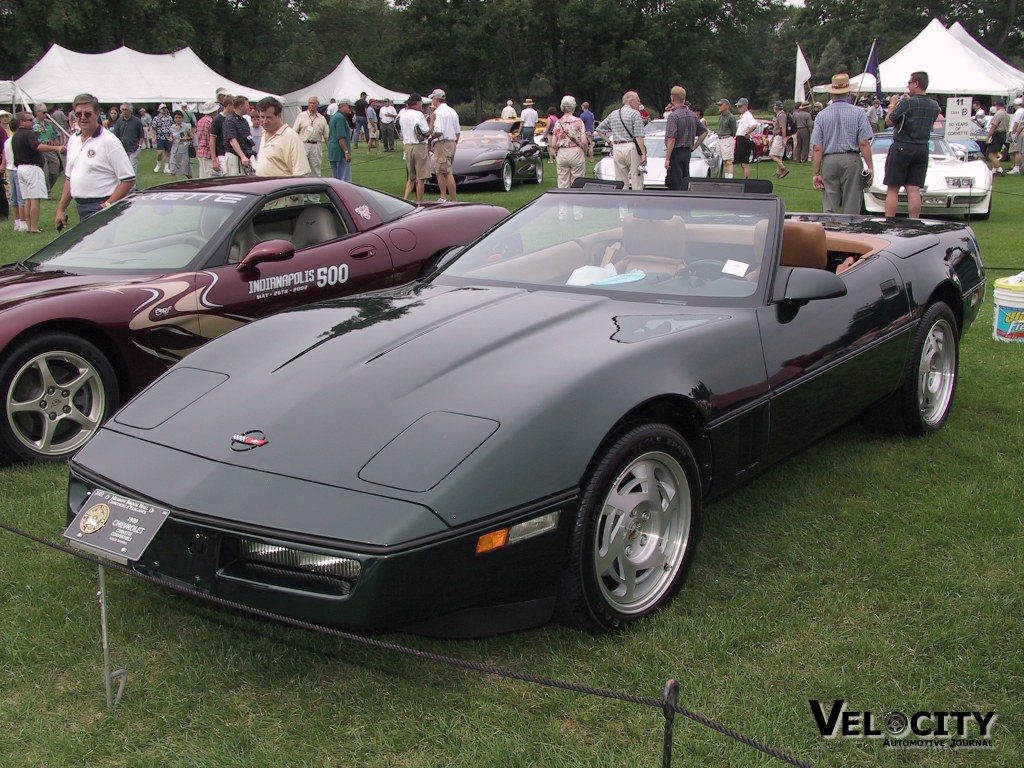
xmin=398 ymin=94 xmax=430 ymax=203
xmin=1008 ymin=97 xmax=1024 ymax=174
xmin=769 ymin=101 xmax=790 ymax=178
xmin=986 ymin=101 xmax=1010 ymax=176
xmin=884 ymin=71 xmax=940 ymax=217
xmin=734 ymin=98 xmax=757 ymax=180
xmin=11 ymin=111 xmax=64 ymax=232
xmin=716 ymin=98 xmax=737 ymax=178
xmin=428 ymin=88 xmax=460 ymax=202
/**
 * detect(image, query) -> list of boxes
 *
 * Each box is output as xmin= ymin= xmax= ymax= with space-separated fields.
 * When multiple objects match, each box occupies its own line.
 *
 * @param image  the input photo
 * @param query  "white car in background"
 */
xmin=594 ymin=120 xmax=722 ymax=188
xmin=863 ymin=133 xmax=992 ymax=219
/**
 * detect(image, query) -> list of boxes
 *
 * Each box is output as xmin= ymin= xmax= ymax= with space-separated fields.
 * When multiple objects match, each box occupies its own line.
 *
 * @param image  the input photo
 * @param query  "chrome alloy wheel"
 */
xmin=592 ymin=450 xmax=691 ymax=616
xmin=917 ymin=317 xmax=956 ymax=428
xmin=6 ymin=350 xmax=107 ymax=456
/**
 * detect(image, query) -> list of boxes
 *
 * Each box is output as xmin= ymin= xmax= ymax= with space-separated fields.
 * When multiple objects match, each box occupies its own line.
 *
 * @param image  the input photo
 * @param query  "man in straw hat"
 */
xmin=883 ymin=71 xmax=940 ymax=216
xmin=520 ymin=98 xmax=539 ymax=143
xmin=810 ymin=73 xmax=875 ymax=214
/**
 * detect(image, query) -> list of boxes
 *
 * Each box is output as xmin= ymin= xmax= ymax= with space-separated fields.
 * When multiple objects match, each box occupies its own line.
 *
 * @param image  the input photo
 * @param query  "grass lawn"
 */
xmin=0 ymin=149 xmax=1021 ymax=767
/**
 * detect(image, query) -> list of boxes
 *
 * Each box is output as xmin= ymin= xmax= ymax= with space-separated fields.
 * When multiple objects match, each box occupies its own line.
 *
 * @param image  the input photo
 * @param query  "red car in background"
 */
xmin=0 ymin=177 xmax=507 ymax=463
xmin=749 ymin=119 xmax=795 ymax=161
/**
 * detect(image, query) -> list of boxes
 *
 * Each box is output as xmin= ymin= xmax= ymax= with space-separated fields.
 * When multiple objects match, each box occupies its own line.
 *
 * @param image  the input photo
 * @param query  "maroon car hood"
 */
xmin=0 ymin=266 xmax=153 ymax=310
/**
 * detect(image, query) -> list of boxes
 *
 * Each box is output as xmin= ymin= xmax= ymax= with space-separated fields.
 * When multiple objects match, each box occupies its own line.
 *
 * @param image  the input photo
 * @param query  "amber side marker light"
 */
xmin=476 ymin=511 xmax=560 ymax=555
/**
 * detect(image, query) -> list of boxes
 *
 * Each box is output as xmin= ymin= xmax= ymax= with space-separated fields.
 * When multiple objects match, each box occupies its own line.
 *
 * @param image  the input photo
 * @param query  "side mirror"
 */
xmin=521 ymin=144 xmax=539 ymax=158
xmin=236 ymin=239 xmax=295 ymax=271
xmin=777 ymin=267 xmax=847 ymax=306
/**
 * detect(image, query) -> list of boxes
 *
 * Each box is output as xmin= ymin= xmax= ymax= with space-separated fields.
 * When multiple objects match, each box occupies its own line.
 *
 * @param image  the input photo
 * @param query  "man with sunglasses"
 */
xmin=55 ymin=93 xmax=135 ymax=227
xmin=11 ymin=111 xmax=64 ymax=232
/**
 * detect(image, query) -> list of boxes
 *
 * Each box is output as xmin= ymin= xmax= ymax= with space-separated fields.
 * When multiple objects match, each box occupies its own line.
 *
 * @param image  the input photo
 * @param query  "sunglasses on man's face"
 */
xmin=74 ymin=111 xmax=94 ymax=119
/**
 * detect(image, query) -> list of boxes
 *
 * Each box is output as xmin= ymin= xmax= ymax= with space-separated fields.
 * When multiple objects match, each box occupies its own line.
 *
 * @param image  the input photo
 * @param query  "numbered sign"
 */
xmin=945 ymin=96 xmax=973 ymax=140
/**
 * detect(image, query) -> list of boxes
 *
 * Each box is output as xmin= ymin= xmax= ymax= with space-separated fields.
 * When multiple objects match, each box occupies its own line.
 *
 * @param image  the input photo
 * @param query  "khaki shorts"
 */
xmin=718 ymin=136 xmax=735 ymax=162
xmin=769 ymin=135 xmax=785 ymax=158
xmin=433 ymin=140 xmax=456 ymax=174
xmin=406 ymin=143 xmax=430 ymax=180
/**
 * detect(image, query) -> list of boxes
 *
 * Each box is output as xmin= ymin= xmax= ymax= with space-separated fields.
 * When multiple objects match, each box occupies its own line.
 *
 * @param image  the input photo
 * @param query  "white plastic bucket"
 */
xmin=993 ymin=276 xmax=1024 ymax=342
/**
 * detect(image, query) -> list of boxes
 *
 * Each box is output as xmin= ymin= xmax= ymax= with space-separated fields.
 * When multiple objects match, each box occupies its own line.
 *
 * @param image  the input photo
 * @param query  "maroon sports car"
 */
xmin=0 ymin=177 xmax=507 ymax=462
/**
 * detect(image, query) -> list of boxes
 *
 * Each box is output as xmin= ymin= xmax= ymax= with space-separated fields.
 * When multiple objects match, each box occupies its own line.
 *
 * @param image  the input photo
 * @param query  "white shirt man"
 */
xmin=56 ymin=96 xmax=135 ymax=224
xmin=1008 ymin=98 xmax=1024 ymax=174
xmin=428 ymin=88 xmax=460 ymax=202
xmin=520 ymin=100 xmax=539 ymax=142
xmin=500 ymin=100 xmax=517 ymax=119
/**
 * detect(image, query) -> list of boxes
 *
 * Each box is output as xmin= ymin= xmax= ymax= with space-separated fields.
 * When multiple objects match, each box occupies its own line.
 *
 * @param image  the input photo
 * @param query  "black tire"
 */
xmin=896 ymin=303 xmax=959 ymax=436
xmin=0 ymin=333 xmax=119 ymax=463
xmin=500 ymin=161 xmax=513 ymax=192
xmin=557 ymin=423 xmax=702 ymax=633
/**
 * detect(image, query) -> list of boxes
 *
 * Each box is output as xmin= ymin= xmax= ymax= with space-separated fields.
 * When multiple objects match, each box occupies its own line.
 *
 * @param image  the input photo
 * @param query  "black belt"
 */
xmin=826 ymin=151 xmax=860 ymax=155
xmin=305 ymin=141 xmax=320 ymax=144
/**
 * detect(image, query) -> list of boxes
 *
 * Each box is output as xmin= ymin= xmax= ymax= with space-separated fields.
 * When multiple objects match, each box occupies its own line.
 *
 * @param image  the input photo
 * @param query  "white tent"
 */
xmin=947 ymin=22 xmax=1024 ymax=94
xmin=875 ymin=19 xmax=1019 ymax=97
xmin=15 ymin=44 xmax=279 ymax=104
xmin=281 ymin=55 xmax=408 ymax=108
xmin=0 ymin=80 xmax=34 ymax=109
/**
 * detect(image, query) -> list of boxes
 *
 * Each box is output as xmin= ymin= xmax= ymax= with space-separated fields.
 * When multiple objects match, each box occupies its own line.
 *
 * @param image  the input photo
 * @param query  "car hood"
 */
xmin=0 ymin=265 xmax=151 ymax=310
xmin=95 ymin=282 xmax=739 ymax=522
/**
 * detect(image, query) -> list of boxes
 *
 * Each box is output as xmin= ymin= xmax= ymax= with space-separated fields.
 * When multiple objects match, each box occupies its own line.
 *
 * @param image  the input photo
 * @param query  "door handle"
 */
xmin=880 ymin=278 xmax=899 ymax=299
xmin=349 ymin=246 xmax=375 ymax=259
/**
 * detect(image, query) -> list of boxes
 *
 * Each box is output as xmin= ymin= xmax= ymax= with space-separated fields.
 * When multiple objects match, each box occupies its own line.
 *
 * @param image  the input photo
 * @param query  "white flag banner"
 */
xmin=795 ymin=45 xmax=813 ymax=103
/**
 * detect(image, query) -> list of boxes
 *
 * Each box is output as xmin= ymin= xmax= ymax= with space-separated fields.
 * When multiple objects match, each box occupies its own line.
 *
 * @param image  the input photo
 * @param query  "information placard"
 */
xmin=64 ymin=489 xmax=171 ymax=564
xmin=945 ymin=96 xmax=973 ymax=141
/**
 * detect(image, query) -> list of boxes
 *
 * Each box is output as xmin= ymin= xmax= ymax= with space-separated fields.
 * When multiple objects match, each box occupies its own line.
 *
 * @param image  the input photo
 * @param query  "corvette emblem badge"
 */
xmin=231 ymin=430 xmax=269 ymax=451
xmin=79 ymin=503 xmax=111 ymax=534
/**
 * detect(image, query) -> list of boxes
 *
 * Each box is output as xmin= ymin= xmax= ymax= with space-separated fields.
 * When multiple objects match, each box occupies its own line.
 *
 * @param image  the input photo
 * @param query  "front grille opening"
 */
xmin=221 ymin=538 xmax=361 ymax=596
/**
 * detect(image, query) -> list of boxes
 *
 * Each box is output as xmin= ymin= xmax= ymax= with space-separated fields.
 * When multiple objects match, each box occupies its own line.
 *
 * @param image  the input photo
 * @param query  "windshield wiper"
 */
xmin=8 ymin=261 xmax=32 ymax=272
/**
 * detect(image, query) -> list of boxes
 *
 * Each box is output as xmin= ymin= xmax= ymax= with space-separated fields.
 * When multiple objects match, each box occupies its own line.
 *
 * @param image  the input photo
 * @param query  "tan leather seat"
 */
xmin=618 ymin=216 xmax=687 ymax=273
xmin=291 ymin=207 xmax=341 ymax=250
xmin=780 ymin=221 xmax=827 ymax=270
xmin=228 ymin=220 xmax=258 ymax=264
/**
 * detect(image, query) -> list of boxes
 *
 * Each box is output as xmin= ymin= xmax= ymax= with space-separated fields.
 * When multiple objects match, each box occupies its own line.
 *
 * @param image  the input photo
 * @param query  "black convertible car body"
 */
xmin=69 ymin=187 xmax=986 ymax=636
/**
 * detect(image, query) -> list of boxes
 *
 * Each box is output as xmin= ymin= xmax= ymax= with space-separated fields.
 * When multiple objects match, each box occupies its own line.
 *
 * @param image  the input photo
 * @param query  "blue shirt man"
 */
xmin=580 ymin=102 xmax=595 ymax=134
xmin=328 ymin=101 xmax=353 ymax=182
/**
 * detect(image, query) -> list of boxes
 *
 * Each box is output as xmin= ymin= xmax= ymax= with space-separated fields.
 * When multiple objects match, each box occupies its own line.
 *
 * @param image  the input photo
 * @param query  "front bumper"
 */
xmin=68 ymin=431 xmax=574 ymax=634
xmin=863 ymin=188 xmax=991 ymax=216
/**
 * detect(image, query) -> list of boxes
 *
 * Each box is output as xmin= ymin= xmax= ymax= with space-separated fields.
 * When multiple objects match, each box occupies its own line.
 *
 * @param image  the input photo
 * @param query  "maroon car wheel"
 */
xmin=0 ymin=333 xmax=119 ymax=463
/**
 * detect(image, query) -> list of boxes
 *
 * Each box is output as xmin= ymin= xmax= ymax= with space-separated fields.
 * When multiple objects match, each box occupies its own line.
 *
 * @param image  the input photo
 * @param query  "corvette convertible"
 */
xmin=862 ymin=133 xmax=992 ymax=219
xmin=427 ymin=130 xmax=544 ymax=192
xmin=68 ymin=186 xmax=985 ymax=637
xmin=0 ymin=177 xmax=507 ymax=462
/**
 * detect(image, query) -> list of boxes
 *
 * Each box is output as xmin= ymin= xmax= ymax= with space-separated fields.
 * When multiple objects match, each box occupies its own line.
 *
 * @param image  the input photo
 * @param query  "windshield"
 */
xmin=872 ymin=136 xmax=954 ymax=157
xmin=436 ymin=192 xmax=778 ymax=305
xmin=459 ymin=133 xmax=513 ymax=151
xmin=350 ymin=186 xmax=416 ymax=222
xmin=25 ymin=191 xmax=248 ymax=273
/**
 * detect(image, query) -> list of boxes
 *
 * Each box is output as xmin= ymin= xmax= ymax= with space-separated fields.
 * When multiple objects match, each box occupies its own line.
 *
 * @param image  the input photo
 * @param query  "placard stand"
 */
xmin=98 ymin=564 xmax=127 ymax=709
xmin=66 ymin=488 xmax=170 ymax=709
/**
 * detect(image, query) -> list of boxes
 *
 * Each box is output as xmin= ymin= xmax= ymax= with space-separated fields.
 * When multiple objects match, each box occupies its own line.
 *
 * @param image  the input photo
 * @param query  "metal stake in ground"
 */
xmin=98 ymin=564 xmax=127 ymax=709
xmin=662 ymin=678 xmax=680 ymax=767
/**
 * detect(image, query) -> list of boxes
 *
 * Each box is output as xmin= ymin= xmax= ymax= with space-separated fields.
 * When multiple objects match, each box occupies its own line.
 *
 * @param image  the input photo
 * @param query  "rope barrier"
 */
xmin=0 ymin=518 xmax=814 ymax=768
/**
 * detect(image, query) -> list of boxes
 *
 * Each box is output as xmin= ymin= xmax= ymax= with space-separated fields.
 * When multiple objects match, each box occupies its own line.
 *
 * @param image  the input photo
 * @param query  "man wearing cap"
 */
xmin=715 ymin=99 xmax=737 ymax=178
xmin=986 ymin=100 xmax=1010 ymax=176
xmin=33 ymin=104 xmax=64 ymax=192
xmin=152 ymin=103 xmax=173 ymax=173
xmin=428 ymin=88 xmax=460 ymax=202
xmin=254 ymin=97 xmax=311 ymax=177
xmin=664 ymin=86 xmax=706 ymax=190
xmin=809 ymin=73 xmax=874 ymax=215
xmin=520 ymin=98 xmax=539 ymax=143
xmin=111 ymin=103 xmax=145 ymax=175
xmin=194 ymin=101 xmax=219 ymax=177
xmin=55 ymin=94 xmax=135 ymax=227
xmin=595 ymin=91 xmax=648 ymax=190
xmin=1008 ymin=97 xmax=1024 ymax=174
xmin=398 ymin=94 xmax=430 ymax=203
xmin=734 ymin=98 xmax=757 ymax=180
xmin=769 ymin=101 xmax=790 ymax=178
xmin=792 ymin=102 xmax=813 ymax=163
xmin=293 ymin=96 xmax=330 ymax=176
xmin=884 ymin=71 xmax=940 ymax=216
xmin=328 ymin=99 xmax=353 ymax=182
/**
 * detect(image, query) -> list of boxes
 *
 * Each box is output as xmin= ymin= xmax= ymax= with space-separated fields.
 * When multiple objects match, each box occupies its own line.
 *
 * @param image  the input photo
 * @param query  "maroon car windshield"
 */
xmin=25 ymin=192 xmax=252 ymax=274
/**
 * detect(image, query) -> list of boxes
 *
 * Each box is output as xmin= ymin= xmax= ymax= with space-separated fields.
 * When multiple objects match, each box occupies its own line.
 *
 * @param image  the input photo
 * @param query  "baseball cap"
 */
xmin=736 ymin=97 xmax=749 ymax=107
xmin=338 ymin=98 xmax=353 ymax=106
xmin=1014 ymin=97 xmax=1023 ymax=106
xmin=158 ymin=103 xmax=167 ymax=109
xmin=773 ymin=101 xmax=784 ymax=109
xmin=428 ymin=88 xmax=446 ymax=100
xmin=717 ymin=98 xmax=730 ymax=105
